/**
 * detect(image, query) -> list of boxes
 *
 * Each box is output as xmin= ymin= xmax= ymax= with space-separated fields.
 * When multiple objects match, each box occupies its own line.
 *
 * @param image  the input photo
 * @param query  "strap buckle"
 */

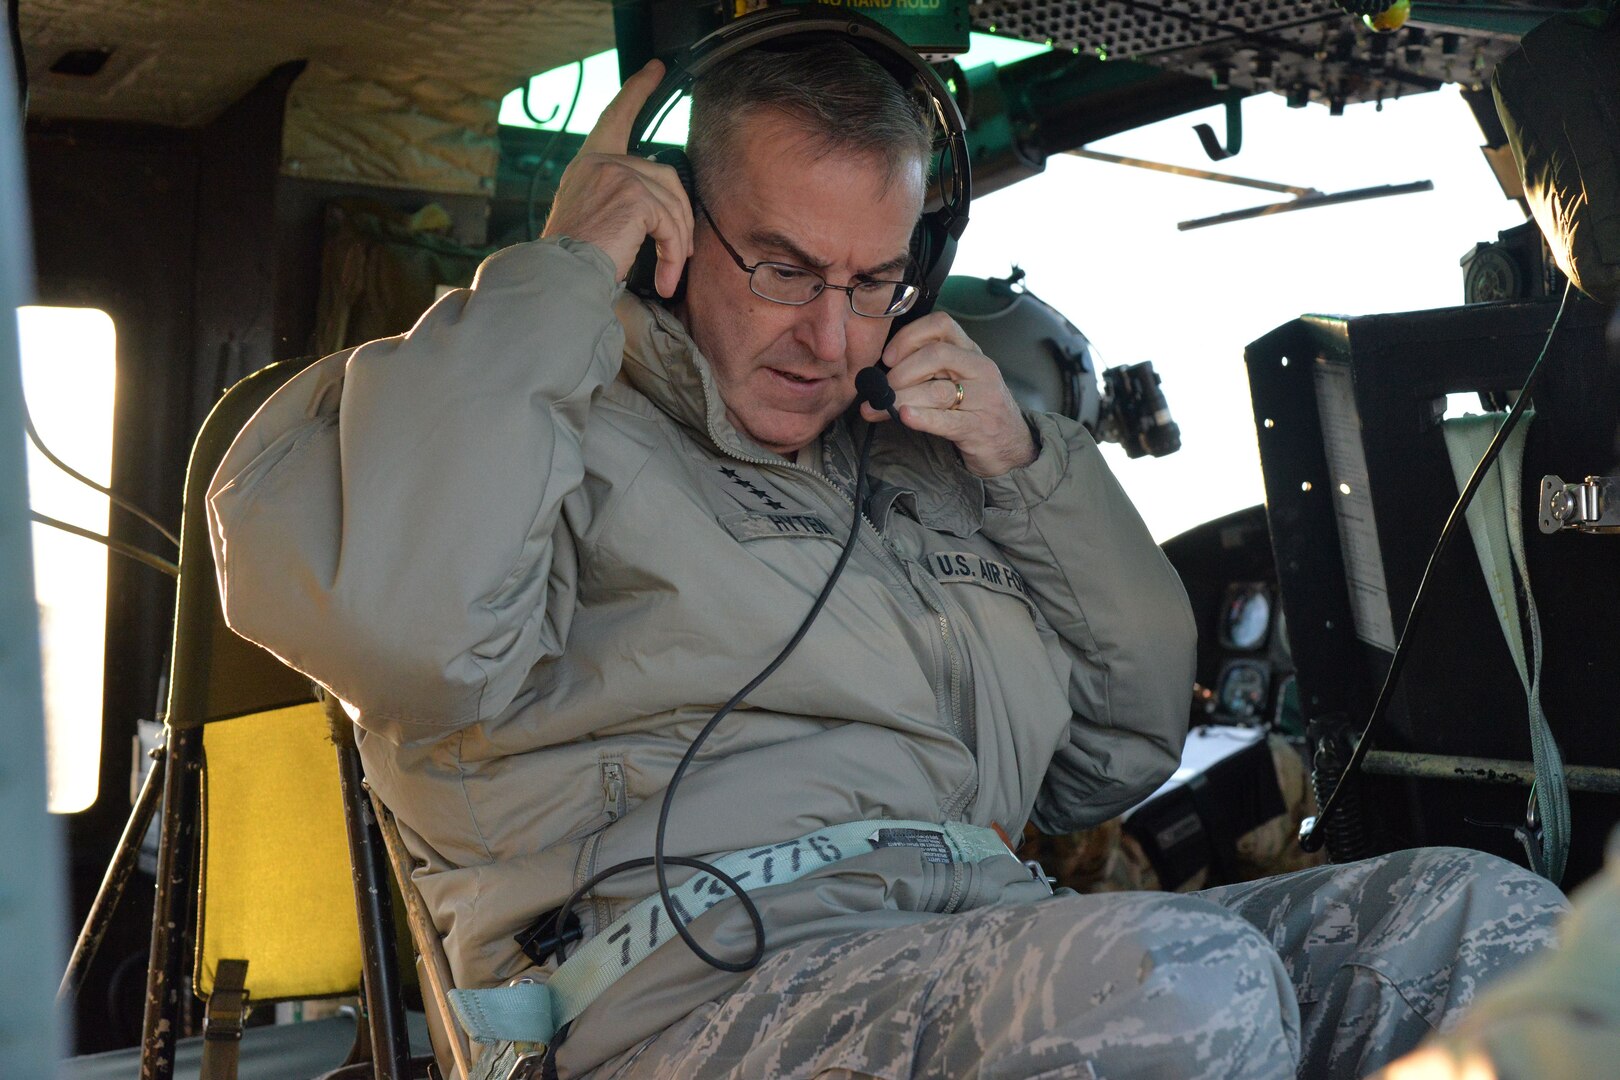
xmin=503 ymin=1047 xmax=548 ymax=1080
xmin=204 ymin=958 xmax=250 ymax=1042
xmin=1022 ymin=858 xmax=1058 ymax=891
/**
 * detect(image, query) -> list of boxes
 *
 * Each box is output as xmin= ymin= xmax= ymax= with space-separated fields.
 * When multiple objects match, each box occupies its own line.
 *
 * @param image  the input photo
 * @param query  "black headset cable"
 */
xmin=23 ymin=397 xmax=180 ymax=547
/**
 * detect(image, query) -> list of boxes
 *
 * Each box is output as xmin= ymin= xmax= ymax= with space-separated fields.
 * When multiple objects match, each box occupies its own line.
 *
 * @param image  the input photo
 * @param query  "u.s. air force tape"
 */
xmin=926 ymin=551 xmax=1032 ymax=605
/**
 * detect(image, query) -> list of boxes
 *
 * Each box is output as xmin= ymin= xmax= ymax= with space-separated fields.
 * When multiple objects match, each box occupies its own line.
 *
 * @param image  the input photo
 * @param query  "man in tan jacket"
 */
xmin=209 ymin=35 xmax=1567 ymax=1080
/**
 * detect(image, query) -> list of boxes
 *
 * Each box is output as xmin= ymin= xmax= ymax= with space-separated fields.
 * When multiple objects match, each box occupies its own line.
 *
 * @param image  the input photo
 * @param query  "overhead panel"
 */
xmin=972 ymin=0 xmax=1526 ymax=110
xmin=22 ymin=0 xmax=1540 ymax=129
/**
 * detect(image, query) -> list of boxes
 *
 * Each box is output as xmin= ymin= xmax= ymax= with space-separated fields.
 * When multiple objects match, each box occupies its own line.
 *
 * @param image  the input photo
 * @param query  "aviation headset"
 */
xmin=623 ymin=2 xmax=972 ymax=328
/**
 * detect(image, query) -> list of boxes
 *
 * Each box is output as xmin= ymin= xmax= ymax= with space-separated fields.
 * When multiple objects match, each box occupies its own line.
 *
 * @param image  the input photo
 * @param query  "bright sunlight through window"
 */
xmin=20 ymin=306 xmax=116 ymax=815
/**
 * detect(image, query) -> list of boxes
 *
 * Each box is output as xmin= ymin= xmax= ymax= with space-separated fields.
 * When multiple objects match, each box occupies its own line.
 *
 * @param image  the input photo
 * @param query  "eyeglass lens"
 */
xmin=749 ymin=264 xmax=916 ymax=317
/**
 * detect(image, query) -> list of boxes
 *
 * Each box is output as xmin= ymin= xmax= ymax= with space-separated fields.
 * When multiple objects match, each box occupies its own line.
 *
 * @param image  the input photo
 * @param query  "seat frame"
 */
xmin=58 ymin=360 xmax=431 ymax=1080
xmin=369 ymin=785 xmax=474 ymax=1080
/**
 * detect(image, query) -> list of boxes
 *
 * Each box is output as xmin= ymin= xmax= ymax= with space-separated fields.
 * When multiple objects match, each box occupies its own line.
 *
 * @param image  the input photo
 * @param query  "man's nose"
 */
xmin=794 ymin=288 xmax=851 ymax=366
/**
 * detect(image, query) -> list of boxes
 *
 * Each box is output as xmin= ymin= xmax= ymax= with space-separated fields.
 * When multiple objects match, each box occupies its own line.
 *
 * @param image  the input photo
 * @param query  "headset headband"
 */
xmin=627 ymin=3 xmax=972 ymax=314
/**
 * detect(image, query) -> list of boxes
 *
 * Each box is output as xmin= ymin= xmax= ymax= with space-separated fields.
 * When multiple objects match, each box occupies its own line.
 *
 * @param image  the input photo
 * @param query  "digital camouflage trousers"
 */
xmin=473 ymin=846 xmax=1567 ymax=1080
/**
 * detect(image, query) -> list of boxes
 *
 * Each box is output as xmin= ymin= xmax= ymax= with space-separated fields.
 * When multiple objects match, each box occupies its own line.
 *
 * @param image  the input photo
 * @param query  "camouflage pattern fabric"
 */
xmin=1370 ymin=828 xmax=1620 ymax=1080
xmin=464 ymin=847 xmax=1566 ymax=1079
xmin=1201 ymin=847 xmax=1566 ymax=1079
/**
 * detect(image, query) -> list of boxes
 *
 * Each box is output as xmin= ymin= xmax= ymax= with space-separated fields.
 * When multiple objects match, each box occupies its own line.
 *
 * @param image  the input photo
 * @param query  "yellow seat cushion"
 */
xmin=195 ymin=701 xmax=362 ymax=1001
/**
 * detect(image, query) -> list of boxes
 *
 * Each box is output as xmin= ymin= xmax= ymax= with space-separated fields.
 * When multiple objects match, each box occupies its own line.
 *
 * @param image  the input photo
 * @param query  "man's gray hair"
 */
xmin=687 ymin=36 xmax=936 ymax=200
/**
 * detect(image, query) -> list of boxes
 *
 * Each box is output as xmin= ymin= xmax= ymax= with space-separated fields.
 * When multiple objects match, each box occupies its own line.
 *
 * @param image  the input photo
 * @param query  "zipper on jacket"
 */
xmin=576 ymin=830 xmax=610 ymax=941
xmin=823 ymin=421 xmax=977 ymax=771
xmin=905 ymin=567 xmax=977 ymax=765
xmin=600 ymin=760 xmax=626 ymax=821
xmin=911 ymin=571 xmax=979 ymax=820
xmin=937 ymin=612 xmax=964 ymax=745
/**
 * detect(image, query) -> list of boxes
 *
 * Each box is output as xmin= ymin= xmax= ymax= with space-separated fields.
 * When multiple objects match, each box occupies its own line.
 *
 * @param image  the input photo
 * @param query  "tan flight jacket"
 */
xmin=207 ymin=237 xmax=1196 ymax=1072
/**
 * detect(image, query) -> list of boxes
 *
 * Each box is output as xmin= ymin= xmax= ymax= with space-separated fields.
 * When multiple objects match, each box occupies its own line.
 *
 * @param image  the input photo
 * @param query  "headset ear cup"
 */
xmin=889 ymin=218 xmax=933 ymax=336
xmin=657 ymin=147 xmax=697 ymax=200
xmin=892 ymin=210 xmax=955 ymax=333
xmin=628 ymin=148 xmax=697 ymax=302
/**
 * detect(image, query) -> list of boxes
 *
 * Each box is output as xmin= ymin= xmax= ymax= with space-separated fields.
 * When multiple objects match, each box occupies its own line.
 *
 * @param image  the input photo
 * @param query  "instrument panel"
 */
xmin=1161 ymin=506 xmax=1298 ymax=731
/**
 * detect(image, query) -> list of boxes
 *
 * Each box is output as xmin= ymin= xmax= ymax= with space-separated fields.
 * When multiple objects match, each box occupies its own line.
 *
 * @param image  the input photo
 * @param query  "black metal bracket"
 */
xmin=515 ymin=907 xmax=583 ymax=967
xmin=1193 ymin=96 xmax=1243 ymax=161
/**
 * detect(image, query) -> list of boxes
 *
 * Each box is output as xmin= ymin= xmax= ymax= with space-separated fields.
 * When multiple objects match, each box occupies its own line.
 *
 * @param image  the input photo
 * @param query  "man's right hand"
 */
xmin=542 ymin=60 xmax=694 ymax=299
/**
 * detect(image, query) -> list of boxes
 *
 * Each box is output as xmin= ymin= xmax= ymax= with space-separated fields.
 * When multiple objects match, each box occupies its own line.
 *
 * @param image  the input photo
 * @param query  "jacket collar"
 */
xmin=615 ymin=295 xmax=983 ymax=537
xmin=615 ymin=293 xmax=749 ymax=456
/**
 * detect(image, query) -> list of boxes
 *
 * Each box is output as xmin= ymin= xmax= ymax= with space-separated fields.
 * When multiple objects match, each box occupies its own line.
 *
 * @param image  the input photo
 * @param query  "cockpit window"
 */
xmin=951 ymin=86 xmax=1526 ymax=541
xmin=20 ymin=306 xmax=117 ymax=815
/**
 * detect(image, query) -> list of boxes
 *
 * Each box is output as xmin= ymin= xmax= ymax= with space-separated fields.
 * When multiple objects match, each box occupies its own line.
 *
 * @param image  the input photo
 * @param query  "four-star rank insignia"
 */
xmin=717 ymin=465 xmax=789 ymax=511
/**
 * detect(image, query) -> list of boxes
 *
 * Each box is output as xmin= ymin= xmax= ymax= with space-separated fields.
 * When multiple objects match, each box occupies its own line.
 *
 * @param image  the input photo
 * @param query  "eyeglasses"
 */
xmin=697 ymin=201 xmax=919 ymax=319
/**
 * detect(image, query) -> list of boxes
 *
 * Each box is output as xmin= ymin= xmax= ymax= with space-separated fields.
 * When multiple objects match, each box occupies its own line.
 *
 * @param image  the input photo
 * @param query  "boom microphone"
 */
xmin=856 ymin=363 xmax=902 ymax=424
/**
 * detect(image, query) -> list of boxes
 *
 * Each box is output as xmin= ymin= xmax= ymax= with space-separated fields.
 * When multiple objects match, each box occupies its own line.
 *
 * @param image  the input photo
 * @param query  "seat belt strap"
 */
xmin=448 ymin=818 xmax=1014 ymax=1046
xmin=199 ymin=958 xmax=250 ymax=1080
xmin=1443 ymin=411 xmax=1570 ymax=883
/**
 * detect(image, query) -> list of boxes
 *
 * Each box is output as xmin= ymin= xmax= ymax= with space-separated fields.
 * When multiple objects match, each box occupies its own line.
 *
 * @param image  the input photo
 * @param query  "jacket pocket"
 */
xmin=560 ymin=757 xmax=629 ymax=844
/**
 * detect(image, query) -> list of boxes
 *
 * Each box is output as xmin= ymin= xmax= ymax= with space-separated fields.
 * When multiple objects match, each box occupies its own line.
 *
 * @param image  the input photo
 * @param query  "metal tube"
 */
xmin=0 ymin=10 xmax=67 ymax=1073
xmin=1177 ymin=181 xmax=1435 ymax=231
xmin=336 ymin=739 xmax=412 ymax=1079
xmin=140 ymin=726 xmax=201 ymax=1080
xmin=1067 ymin=148 xmax=1317 ymax=197
xmin=58 ymin=752 xmax=166 ymax=1004
xmin=1361 ymin=750 xmax=1620 ymax=795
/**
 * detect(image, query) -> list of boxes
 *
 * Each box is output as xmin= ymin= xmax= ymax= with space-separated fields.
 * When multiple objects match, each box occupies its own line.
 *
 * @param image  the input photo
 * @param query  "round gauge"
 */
xmin=1464 ymin=246 xmax=1522 ymax=304
xmin=1221 ymin=584 xmax=1272 ymax=651
xmin=1218 ymin=661 xmax=1269 ymax=719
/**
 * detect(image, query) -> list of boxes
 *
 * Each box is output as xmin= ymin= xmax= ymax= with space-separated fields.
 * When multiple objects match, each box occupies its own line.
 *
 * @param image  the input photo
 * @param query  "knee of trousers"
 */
xmin=1308 ymin=844 xmax=1570 ymax=1032
xmin=1402 ymin=845 xmax=1568 ymax=889
xmin=1047 ymin=892 xmax=1297 ymax=1038
xmin=1357 ymin=845 xmax=1570 ymax=924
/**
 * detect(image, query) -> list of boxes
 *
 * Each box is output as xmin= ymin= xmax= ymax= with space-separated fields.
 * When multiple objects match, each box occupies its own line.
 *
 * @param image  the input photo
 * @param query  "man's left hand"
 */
xmin=859 ymin=312 xmax=1037 ymax=478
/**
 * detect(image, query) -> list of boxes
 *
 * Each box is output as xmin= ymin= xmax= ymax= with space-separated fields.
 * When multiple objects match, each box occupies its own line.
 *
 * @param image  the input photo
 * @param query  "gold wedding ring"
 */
xmin=950 ymin=381 xmax=966 ymax=410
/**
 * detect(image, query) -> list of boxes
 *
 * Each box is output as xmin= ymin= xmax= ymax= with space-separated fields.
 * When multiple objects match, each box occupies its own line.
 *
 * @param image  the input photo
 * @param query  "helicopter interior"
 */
xmin=6 ymin=0 xmax=1620 ymax=1073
